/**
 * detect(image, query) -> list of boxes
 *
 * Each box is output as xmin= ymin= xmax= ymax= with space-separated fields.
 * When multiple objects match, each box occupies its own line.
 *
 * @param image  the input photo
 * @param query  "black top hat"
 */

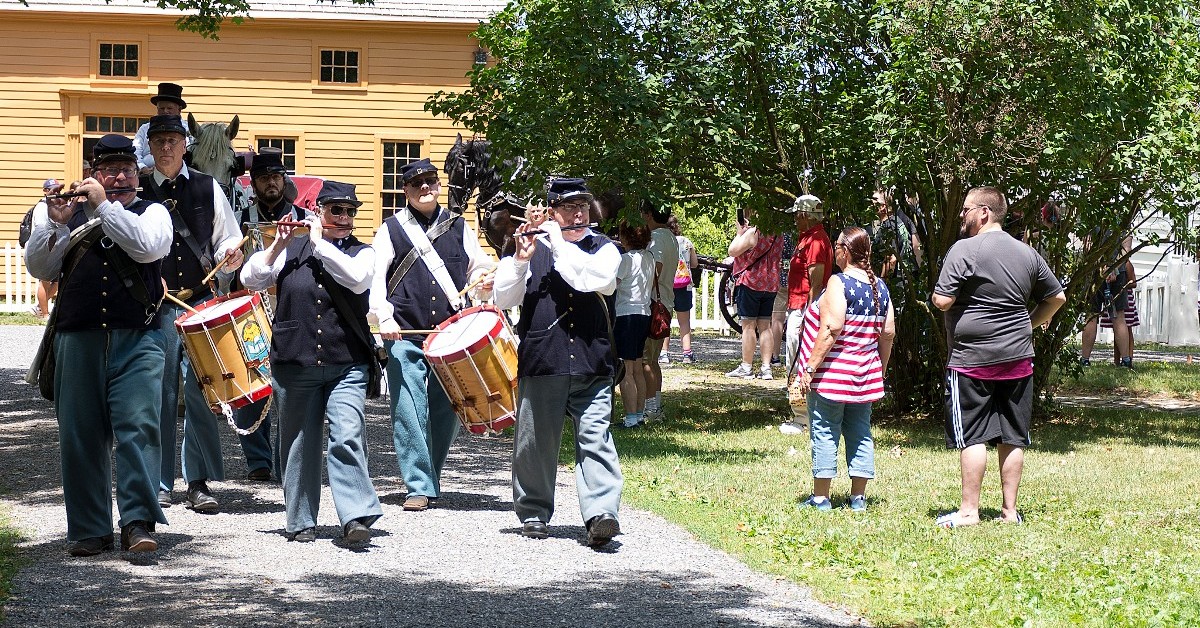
xmin=92 ymin=134 xmax=137 ymax=166
xmin=150 ymin=82 xmax=187 ymax=109
xmin=147 ymin=114 xmax=187 ymax=137
xmin=250 ymin=151 xmax=287 ymax=177
xmin=317 ymin=181 xmax=362 ymax=208
xmin=399 ymin=158 xmax=438 ymax=184
xmin=546 ymin=178 xmax=593 ymax=206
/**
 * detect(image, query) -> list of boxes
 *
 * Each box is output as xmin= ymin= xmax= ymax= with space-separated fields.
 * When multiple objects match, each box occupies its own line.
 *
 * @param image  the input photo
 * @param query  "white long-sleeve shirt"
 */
xmin=492 ymin=230 xmax=620 ymax=310
xmin=132 ymin=122 xmax=194 ymax=170
xmin=240 ymin=235 xmax=375 ymax=295
xmin=151 ymin=167 xmax=243 ymax=268
xmin=24 ymin=198 xmax=173 ymax=281
xmin=367 ymin=215 xmax=496 ymax=327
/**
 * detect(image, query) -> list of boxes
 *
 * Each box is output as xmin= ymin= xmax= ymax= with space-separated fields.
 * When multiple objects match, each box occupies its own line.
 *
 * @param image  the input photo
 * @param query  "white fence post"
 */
xmin=2 ymin=243 xmax=38 ymax=313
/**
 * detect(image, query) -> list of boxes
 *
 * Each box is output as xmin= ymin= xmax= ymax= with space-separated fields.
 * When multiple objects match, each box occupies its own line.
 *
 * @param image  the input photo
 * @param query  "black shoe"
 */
xmin=158 ymin=489 xmax=172 ymax=507
xmin=68 ymin=535 xmax=114 ymax=557
xmin=521 ymin=521 xmax=549 ymax=539
xmin=1120 ymin=357 xmax=1133 ymax=369
xmin=186 ymin=480 xmax=219 ymax=512
xmin=343 ymin=519 xmax=371 ymax=544
xmin=290 ymin=527 xmax=316 ymax=543
xmin=613 ymin=421 xmax=642 ymax=430
xmin=247 ymin=467 xmax=272 ymax=482
xmin=120 ymin=521 xmax=157 ymax=552
xmin=586 ymin=514 xmax=620 ymax=548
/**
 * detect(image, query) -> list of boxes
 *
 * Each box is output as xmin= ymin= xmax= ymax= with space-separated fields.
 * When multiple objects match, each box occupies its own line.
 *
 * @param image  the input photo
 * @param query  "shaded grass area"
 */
xmin=0 ymin=504 xmax=26 ymax=619
xmin=1055 ymin=360 xmax=1200 ymax=400
xmin=562 ymin=362 xmax=1200 ymax=626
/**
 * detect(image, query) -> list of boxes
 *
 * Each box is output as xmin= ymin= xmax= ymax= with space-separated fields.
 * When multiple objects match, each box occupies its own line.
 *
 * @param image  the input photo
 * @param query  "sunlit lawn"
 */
xmin=561 ymin=359 xmax=1200 ymax=626
xmin=0 ymin=505 xmax=24 ymax=620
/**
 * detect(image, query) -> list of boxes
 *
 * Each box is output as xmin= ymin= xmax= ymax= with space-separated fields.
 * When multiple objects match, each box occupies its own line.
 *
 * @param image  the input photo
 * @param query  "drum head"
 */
xmin=425 ymin=307 xmax=504 ymax=358
xmin=177 ymin=292 xmax=260 ymax=331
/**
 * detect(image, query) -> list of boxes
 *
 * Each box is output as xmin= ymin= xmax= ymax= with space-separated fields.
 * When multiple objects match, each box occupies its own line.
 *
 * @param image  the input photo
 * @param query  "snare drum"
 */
xmin=176 ymin=291 xmax=273 ymax=414
xmin=423 ymin=305 xmax=518 ymax=435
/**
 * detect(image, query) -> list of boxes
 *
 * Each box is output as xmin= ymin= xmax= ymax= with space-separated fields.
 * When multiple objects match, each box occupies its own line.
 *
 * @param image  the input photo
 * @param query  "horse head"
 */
xmin=185 ymin=114 xmax=243 ymax=207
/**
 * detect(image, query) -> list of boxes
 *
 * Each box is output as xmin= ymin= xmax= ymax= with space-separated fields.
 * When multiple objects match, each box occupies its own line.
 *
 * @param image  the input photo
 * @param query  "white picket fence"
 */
xmin=1 ymin=243 xmax=38 ymax=313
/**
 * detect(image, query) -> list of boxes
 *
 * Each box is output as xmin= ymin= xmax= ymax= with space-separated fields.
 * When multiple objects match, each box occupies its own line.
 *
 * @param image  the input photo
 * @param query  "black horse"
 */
xmin=445 ymin=134 xmax=613 ymax=257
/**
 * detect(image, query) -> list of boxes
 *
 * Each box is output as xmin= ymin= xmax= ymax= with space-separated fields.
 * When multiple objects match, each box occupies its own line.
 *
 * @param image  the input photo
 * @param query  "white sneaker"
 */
xmin=726 ymin=363 xmax=754 ymax=378
xmin=760 ymin=365 xmax=773 ymax=380
xmin=779 ymin=422 xmax=807 ymax=435
xmin=658 ymin=353 xmax=670 ymax=365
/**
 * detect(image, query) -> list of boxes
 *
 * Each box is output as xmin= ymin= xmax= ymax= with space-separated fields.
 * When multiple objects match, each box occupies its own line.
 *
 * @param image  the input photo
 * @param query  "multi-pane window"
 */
xmin=257 ymin=138 xmax=298 ymax=174
xmin=84 ymin=116 xmax=148 ymax=134
xmin=98 ymin=43 xmax=139 ymax=77
xmin=381 ymin=141 xmax=422 ymax=220
xmin=319 ymin=49 xmax=360 ymax=84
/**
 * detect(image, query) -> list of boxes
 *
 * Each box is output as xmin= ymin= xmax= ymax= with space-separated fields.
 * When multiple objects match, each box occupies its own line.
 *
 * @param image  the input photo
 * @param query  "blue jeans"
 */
xmin=807 ymin=392 xmax=875 ymax=479
xmin=385 ymin=339 xmax=460 ymax=498
xmin=274 ymin=363 xmax=382 ymax=533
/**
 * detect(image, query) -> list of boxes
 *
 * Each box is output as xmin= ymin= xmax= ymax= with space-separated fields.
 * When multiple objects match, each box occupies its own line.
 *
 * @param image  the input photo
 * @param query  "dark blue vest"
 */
xmin=382 ymin=208 xmax=469 ymax=340
xmin=56 ymin=199 xmax=166 ymax=332
xmin=516 ymin=233 xmax=615 ymax=378
xmin=271 ymin=236 xmax=371 ymax=367
xmin=139 ymin=167 xmax=217 ymax=291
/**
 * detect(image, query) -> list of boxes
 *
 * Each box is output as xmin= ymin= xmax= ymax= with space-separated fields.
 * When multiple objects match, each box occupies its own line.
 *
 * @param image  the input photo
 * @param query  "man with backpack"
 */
xmin=22 ymin=178 xmax=62 ymax=318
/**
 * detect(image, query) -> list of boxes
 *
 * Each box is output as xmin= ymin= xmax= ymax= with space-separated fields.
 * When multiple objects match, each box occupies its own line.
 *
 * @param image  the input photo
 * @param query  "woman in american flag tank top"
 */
xmin=793 ymin=227 xmax=896 ymax=512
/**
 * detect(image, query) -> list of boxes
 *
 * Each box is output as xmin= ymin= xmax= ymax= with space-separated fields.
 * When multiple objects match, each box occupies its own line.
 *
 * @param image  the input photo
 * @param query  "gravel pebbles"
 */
xmin=0 ymin=325 xmax=861 ymax=627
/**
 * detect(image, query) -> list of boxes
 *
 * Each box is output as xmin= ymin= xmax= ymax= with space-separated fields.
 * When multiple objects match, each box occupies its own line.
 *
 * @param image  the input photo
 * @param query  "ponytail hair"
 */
xmin=838 ymin=226 xmax=882 ymax=327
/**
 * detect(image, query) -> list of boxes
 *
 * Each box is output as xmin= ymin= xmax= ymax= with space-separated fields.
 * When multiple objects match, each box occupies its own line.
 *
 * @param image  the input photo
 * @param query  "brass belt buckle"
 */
xmin=175 ymin=288 xmax=193 ymax=301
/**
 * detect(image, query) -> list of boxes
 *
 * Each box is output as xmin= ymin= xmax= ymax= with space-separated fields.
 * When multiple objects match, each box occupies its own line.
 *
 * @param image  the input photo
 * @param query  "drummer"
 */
xmin=137 ymin=113 xmax=244 ymax=512
xmin=240 ymin=181 xmax=383 ymax=544
xmin=492 ymin=177 xmax=624 ymax=548
xmin=368 ymin=158 xmax=495 ymax=512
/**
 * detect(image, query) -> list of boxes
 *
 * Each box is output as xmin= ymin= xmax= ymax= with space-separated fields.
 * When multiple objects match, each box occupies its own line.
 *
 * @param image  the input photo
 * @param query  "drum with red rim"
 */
xmin=175 ymin=291 xmax=273 ymax=414
xmin=423 ymin=305 xmax=518 ymax=435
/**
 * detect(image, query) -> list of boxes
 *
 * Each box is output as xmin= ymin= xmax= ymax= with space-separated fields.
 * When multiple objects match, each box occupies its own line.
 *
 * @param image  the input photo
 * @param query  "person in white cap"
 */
xmin=781 ymin=194 xmax=833 ymax=434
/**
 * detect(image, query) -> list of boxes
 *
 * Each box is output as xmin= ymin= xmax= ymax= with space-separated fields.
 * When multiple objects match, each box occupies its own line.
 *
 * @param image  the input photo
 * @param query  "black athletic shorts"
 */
xmin=943 ymin=369 xmax=1032 ymax=449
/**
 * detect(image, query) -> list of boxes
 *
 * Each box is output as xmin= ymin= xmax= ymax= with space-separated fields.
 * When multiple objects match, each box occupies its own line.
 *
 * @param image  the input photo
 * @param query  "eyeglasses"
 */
xmin=554 ymin=201 xmax=591 ymax=214
xmin=406 ymin=176 xmax=439 ymax=189
xmin=150 ymin=137 xmax=183 ymax=149
xmin=98 ymin=166 xmax=138 ymax=178
xmin=962 ymin=204 xmax=989 ymax=214
xmin=324 ymin=204 xmax=358 ymax=217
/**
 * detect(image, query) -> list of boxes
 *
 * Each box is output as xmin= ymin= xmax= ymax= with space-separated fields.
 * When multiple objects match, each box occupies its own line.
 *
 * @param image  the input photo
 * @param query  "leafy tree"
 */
xmin=429 ymin=0 xmax=1200 ymax=412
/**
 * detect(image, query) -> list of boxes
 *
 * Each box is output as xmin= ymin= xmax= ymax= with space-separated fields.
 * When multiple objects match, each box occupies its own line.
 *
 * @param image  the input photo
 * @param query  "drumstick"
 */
xmin=457 ymin=268 xmax=496 ymax=298
xmin=163 ymin=291 xmax=199 ymax=314
xmin=201 ymin=235 xmax=251 ymax=285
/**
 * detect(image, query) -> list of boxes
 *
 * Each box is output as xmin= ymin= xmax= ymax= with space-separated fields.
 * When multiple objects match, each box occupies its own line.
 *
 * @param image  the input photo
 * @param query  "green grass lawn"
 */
xmin=570 ymin=362 xmax=1200 ymax=626
xmin=0 ymin=312 xmax=45 ymax=326
xmin=1055 ymin=360 xmax=1200 ymax=400
xmin=0 ymin=505 xmax=24 ymax=620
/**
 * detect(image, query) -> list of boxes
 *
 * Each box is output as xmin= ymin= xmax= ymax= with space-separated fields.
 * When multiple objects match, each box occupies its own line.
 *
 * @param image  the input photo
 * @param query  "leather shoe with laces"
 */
xmin=120 ymin=521 xmax=157 ymax=552
xmin=290 ymin=527 xmax=316 ymax=543
xmin=403 ymin=494 xmax=430 ymax=511
xmin=521 ymin=521 xmax=549 ymax=539
xmin=68 ymin=535 xmax=114 ymax=557
xmin=586 ymin=514 xmax=620 ymax=548
xmin=158 ymin=489 xmax=172 ymax=507
xmin=187 ymin=480 xmax=219 ymax=512
xmin=342 ymin=519 xmax=371 ymax=544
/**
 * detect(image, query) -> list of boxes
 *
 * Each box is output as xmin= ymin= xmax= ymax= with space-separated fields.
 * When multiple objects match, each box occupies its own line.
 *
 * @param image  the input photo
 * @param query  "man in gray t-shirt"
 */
xmin=931 ymin=186 xmax=1066 ymax=529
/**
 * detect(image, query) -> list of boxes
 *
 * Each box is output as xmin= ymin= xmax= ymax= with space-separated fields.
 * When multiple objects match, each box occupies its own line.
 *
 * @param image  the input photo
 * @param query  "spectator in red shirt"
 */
xmin=726 ymin=207 xmax=783 ymax=379
xmin=781 ymin=195 xmax=833 ymax=433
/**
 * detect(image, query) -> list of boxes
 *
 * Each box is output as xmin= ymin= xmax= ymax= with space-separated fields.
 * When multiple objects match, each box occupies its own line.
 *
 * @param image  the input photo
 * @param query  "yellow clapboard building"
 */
xmin=0 ymin=0 xmax=503 ymax=242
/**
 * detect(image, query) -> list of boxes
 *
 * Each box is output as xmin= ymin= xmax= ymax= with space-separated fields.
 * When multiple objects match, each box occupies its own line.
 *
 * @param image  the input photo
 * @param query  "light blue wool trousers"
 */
xmin=512 ymin=375 xmax=623 ymax=524
xmin=157 ymin=298 xmax=225 ymax=490
xmin=385 ymin=339 xmax=460 ymax=498
xmin=273 ymin=363 xmax=382 ymax=533
xmin=55 ymin=329 xmax=168 ymax=541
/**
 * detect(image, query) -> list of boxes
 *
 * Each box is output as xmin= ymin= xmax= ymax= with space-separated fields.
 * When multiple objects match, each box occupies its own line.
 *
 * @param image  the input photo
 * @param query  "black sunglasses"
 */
xmin=324 ymin=205 xmax=358 ymax=217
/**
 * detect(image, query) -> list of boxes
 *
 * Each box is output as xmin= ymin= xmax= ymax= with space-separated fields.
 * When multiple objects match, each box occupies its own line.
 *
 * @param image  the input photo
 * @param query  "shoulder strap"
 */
xmin=164 ymin=198 xmax=214 ymax=273
xmin=385 ymin=212 xmax=459 ymax=296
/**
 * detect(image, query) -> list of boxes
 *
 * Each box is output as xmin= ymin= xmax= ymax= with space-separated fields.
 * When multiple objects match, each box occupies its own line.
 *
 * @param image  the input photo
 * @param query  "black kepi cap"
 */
xmin=317 ymin=180 xmax=363 ymax=208
xmin=92 ymin=134 xmax=137 ymax=166
xmin=399 ymin=158 xmax=438 ymax=184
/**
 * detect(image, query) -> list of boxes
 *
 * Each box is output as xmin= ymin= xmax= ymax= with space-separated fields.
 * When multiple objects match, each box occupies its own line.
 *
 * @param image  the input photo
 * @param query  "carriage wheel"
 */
xmin=718 ymin=271 xmax=742 ymax=334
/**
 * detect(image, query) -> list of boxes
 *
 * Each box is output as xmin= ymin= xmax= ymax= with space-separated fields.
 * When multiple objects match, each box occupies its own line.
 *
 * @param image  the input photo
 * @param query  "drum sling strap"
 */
xmin=26 ymin=226 xmax=105 ymax=400
xmin=317 ymin=265 xmax=388 ymax=399
xmin=385 ymin=212 xmax=460 ymax=300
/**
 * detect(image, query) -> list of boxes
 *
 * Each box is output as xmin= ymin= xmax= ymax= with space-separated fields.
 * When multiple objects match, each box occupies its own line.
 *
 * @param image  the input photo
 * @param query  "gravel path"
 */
xmin=0 ymin=325 xmax=860 ymax=628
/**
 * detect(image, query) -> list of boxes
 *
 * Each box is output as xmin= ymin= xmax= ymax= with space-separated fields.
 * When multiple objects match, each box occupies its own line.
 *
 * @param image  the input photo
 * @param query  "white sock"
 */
xmin=653 ymin=392 xmax=662 ymax=408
